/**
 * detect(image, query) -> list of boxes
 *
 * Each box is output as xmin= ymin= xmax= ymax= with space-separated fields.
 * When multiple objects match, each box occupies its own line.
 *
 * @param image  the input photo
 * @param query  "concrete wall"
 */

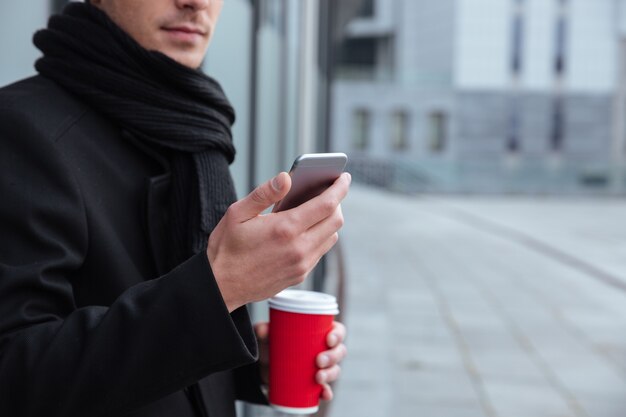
xmin=455 ymin=91 xmax=612 ymax=161
xmin=567 ymin=0 xmax=616 ymax=93
xmin=454 ymin=0 xmax=511 ymax=89
xmin=331 ymin=83 xmax=455 ymax=160
xmin=397 ymin=0 xmax=456 ymax=88
xmin=524 ymin=0 xmax=558 ymax=90
xmin=454 ymin=0 xmax=618 ymax=93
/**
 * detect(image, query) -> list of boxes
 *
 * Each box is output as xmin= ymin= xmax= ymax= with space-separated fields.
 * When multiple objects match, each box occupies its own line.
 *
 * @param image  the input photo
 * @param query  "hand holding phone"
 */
xmin=272 ymin=153 xmax=348 ymax=213
xmin=207 ymin=153 xmax=349 ymax=312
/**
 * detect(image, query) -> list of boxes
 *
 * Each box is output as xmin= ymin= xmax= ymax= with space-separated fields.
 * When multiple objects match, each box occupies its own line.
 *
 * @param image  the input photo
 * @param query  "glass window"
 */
xmin=352 ymin=109 xmax=371 ymax=150
xmin=51 ymin=0 xmax=68 ymax=13
xmin=554 ymin=16 xmax=567 ymax=75
xmin=428 ymin=111 xmax=447 ymax=152
xmin=390 ymin=111 xmax=409 ymax=151
xmin=356 ymin=0 xmax=375 ymax=18
xmin=259 ymin=0 xmax=283 ymax=31
xmin=337 ymin=35 xmax=395 ymax=82
xmin=339 ymin=37 xmax=378 ymax=69
xmin=510 ymin=14 xmax=524 ymax=75
xmin=506 ymin=107 xmax=521 ymax=153
xmin=550 ymin=97 xmax=565 ymax=151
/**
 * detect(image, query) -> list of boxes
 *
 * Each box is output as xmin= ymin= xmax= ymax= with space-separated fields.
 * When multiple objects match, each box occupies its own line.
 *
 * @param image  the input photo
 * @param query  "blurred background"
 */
xmin=2 ymin=0 xmax=626 ymax=416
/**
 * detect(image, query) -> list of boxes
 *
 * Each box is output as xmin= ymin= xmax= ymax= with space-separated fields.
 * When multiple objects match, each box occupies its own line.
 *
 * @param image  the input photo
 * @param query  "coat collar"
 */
xmin=123 ymin=130 xmax=174 ymax=276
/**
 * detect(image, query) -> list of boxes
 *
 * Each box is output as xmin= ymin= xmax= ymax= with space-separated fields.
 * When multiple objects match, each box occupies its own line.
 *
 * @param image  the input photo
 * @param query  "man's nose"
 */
xmin=175 ymin=0 xmax=211 ymax=10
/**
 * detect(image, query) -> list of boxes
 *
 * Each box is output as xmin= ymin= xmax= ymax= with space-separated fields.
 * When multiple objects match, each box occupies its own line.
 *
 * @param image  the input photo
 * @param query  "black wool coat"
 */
xmin=0 ymin=75 xmax=267 ymax=417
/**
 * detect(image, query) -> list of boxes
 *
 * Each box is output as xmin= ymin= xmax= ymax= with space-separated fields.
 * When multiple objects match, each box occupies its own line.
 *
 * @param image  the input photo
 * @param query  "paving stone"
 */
xmin=393 ymin=343 xmax=465 ymax=369
xmin=575 ymin=395 xmax=626 ymax=417
xmin=471 ymin=350 xmax=547 ymax=383
xmin=325 ymin=187 xmax=626 ymax=417
xmin=548 ymin=359 xmax=626 ymax=397
xmin=391 ymin=402 xmax=487 ymax=417
xmin=391 ymin=369 xmax=479 ymax=405
xmin=482 ymin=380 xmax=575 ymax=417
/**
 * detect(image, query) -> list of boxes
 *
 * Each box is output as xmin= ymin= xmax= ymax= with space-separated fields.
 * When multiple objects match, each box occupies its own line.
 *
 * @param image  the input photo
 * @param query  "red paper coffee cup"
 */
xmin=268 ymin=289 xmax=339 ymax=414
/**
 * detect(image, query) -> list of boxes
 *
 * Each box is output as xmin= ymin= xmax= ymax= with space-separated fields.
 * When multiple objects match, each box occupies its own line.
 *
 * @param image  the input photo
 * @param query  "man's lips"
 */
xmin=163 ymin=25 xmax=205 ymax=35
xmin=161 ymin=25 xmax=207 ymax=42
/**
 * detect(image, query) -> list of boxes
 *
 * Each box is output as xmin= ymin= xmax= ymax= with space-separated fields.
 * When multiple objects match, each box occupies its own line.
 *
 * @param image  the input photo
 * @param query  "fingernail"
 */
xmin=328 ymin=334 xmax=338 ymax=347
xmin=317 ymin=371 xmax=327 ymax=383
xmin=345 ymin=172 xmax=352 ymax=183
xmin=271 ymin=174 xmax=283 ymax=191
xmin=318 ymin=354 xmax=330 ymax=367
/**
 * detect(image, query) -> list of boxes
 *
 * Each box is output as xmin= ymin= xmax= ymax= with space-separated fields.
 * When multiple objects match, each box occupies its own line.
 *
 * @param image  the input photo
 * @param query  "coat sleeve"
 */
xmin=234 ymin=361 xmax=270 ymax=405
xmin=0 ymin=106 xmax=259 ymax=416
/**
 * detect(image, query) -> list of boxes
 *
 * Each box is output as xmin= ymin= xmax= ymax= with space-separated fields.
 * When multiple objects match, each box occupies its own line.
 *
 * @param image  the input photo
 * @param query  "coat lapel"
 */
xmin=145 ymin=173 xmax=172 ymax=276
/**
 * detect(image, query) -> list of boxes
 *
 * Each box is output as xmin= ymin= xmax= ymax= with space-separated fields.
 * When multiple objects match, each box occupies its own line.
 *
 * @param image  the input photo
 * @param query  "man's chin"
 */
xmin=164 ymin=50 xmax=205 ymax=69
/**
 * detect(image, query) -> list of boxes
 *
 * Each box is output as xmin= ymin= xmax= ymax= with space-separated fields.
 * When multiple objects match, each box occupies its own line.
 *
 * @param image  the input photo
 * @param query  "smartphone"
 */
xmin=272 ymin=153 xmax=348 ymax=213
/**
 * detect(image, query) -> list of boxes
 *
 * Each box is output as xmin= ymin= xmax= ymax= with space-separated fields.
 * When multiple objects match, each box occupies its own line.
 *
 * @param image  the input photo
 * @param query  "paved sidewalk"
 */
xmin=328 ymin=186 xmax=626 ymax=417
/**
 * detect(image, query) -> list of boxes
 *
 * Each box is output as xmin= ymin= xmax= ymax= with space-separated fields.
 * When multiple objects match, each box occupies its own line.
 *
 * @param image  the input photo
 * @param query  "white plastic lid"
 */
xmin=269 ymin=289 xmax=339 ymax=315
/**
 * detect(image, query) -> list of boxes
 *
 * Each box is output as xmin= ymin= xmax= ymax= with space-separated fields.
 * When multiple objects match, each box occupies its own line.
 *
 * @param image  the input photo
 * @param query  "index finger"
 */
xmin=285 ymin=172 xmax=351 ymax=231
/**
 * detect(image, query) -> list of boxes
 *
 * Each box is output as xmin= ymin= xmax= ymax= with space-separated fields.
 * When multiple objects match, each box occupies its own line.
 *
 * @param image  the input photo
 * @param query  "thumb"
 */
xmin=231 ymin=172 xmax=291 ymax=222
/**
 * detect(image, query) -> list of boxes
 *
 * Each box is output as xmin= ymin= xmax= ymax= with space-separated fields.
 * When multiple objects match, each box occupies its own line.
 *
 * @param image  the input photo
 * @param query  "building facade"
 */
xmin=332 ymin=0 xmax=626 ymax=194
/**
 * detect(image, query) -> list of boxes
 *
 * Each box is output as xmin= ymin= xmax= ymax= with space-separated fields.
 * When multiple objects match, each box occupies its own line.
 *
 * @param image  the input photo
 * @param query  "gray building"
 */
xmin=332 ymin=0 xmax=626 ymax=194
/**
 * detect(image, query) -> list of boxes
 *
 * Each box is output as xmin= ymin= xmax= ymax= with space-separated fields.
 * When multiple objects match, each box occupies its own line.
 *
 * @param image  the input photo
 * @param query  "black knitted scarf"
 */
xmin=33 ymin=3 xmax=237 ymax=266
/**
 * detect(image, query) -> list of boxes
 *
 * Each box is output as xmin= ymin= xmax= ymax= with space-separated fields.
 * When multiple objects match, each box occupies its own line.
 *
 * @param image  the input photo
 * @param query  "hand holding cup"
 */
xmin=255 ymin=320 xmax=347 ymax=401
xmin=258 ymin=290 xmax=345 ymax=414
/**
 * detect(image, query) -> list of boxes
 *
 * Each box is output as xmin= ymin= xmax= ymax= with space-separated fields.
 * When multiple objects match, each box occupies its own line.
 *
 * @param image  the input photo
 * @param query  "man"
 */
xmin=0 ymin=0 xmax=349 ymax=416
